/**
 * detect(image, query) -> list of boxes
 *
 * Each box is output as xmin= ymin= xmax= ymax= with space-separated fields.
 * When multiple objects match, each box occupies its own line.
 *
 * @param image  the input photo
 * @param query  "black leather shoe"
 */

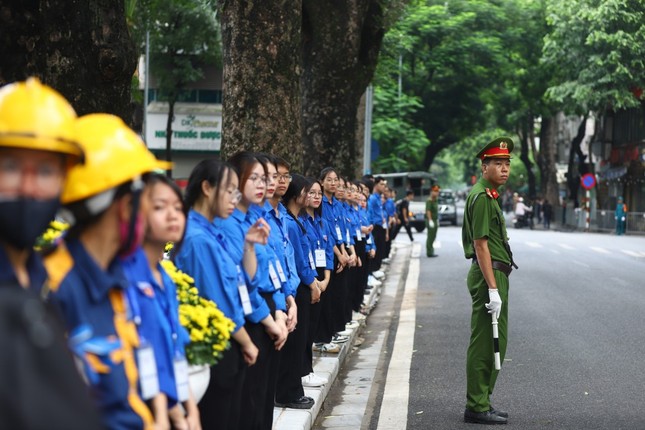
xmin=427 ymin=254 xmax=438 ymax=258
xmin=490 ymin=407 xmax=508 ymax=418
xmin=275 ymin=396 xmax=314 ymax=409
xmin=464 ymin=408 xmax=507 ymax=424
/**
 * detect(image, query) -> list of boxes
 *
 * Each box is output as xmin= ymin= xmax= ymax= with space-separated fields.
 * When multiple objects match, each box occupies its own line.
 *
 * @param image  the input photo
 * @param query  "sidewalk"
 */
xmin=272 ymin=247 xmax=398 ymax=430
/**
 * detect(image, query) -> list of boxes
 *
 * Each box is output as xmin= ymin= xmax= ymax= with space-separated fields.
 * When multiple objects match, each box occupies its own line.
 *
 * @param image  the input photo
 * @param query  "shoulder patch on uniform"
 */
xmin=485 ymin=188 xmax=499 ymax=199
xmin=43 ymin=242 xmax=74 ymax=293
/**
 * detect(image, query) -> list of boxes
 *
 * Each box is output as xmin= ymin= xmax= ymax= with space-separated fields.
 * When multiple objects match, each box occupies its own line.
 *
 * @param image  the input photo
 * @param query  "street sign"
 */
xmin=581 ymin=173 xmax=596 ymax=190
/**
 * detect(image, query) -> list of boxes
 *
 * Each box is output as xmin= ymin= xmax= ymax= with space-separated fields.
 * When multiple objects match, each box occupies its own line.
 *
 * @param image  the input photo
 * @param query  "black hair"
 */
xmin=406 ymin=190 xmax=414 ymax=197
xmin=319 ymin=166 xmax=337 ymax=182
xmin=282 ymin=173 xmax=311 ymax=207
xmin=184 ymin=158 xmax=234 ymax=212
xmin=228 ymin=151 xmax=261 ymax=192
xmin=305 ymin=177 xmax=323 ymax=219
xmin=273 ymin=154 xmax=290 ymax=170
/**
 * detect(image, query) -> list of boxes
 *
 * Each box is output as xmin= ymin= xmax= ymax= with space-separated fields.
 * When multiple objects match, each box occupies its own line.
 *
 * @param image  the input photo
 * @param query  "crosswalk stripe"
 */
xmin=591 ymin=247 xmax=610 ymax=254
xmin=559 ymin=243 xmax=575 ymax=250
xmin=622 ymin=250 xmax=645 ymax=258
xmin=526 ymin=241 xmax=543 ymax=248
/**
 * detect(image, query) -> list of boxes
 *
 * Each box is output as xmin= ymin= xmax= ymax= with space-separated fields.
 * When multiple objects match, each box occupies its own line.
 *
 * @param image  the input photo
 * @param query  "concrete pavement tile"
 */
xmin=319 ymin=414 xmax=364 ymax=428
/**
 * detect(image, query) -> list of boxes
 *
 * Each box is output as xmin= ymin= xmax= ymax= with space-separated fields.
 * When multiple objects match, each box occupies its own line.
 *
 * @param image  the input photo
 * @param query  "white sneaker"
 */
xmin=346 ymin=320 xmax=360 ymax=329
xmin=367 ymin=276 xmax=382 ymax=287
xmin=332 ymin=334 xmax=349 ymax=343
xmin=352 ymin=311 xmax=366 ymax=321
xmin=336 ymin=329 xmax=352 ymax=336
xmin=302 ymin=373 xmax=327 ymax=387
xmin=372 ymin=270 xmax=385 ymax=279
xmin=313 ymin=342 xmax=340 ymax=353
xmin=382 ymin=258 xmax=391 ymax=264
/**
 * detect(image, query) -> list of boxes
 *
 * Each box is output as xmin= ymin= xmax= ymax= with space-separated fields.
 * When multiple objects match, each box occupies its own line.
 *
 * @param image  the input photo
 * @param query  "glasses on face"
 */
xmin=268 ymin=173 xmax=279 ymax=183
xmin=248 ymin=174 xmax=267 ymax=185
xmin=0 ymin=156 xmax=64 ymax=195
xmin=336 ymin=187 xmax=345 ymax=192
xmin=277 ymin=174 xmax=292 ymax=183
xmin=308 ymin=191 xmax=323 ymax=197
xmin=229 ymin=188 xmax=243 ymax=204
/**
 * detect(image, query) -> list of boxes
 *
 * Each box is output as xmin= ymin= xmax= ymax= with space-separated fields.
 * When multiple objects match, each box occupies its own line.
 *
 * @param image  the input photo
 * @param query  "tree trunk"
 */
xmin=0 ymin=1 xmax=136 ymax=124
xmin=517 ymin=117 xmax=536 ymax=198
xmin=219 ymin=1 xmax=303 ymax=168
xmin=538 ymin=115 xmax=560 ymax=207
xmin=301 ymin=0 xmax=386 ymax=179
xmin=423 ymin=139 xmax=454 ymax=172
xmin=566 ymin=116 xmax=588 ymax=208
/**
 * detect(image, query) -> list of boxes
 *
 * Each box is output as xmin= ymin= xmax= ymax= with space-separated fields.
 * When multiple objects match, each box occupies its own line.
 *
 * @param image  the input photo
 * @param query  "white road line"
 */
xmin=559 ymin=243 xmax=575 ymax=250
xmin=526 ymin=241 xmax=543 ymax=248
xmin=377 ymin=243 xmax=420 ymax=430
xmin=622 ymin=250 xmax=645 ymax=258
xmin=573 ymin=260 xmax=590 ymax=268
xmin=551 ymin=250 xmax=561 ymax=254
xmin=591 ymin=246 xmax=610 ymax=254
xmin=434 ymin=241 xmax=442 ymax=248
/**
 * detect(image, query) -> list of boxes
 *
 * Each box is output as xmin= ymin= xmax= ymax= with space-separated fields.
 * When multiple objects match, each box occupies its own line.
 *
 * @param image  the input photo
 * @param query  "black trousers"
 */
xmin=314 ymin=256 xmax=339 ymax=344
xmin=370 ymin=225 xmax=386 ymax=272
xmin=331 ymin=263 xmax=350 ymax=334
xmin=350 ymin=239 xmax=368 ymax=313
xmin=199 ymin=341 xmax=246 ymax=430
xmin=305 ymin=268 xmax=326 ymax=374
xmin=276 ymin=283 xmax=311 ymax=403
xmin=239 ymin=293 xmax=277 ymax=430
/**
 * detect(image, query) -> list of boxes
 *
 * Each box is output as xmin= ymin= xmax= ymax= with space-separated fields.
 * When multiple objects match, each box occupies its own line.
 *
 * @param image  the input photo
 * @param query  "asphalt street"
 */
xmin=408 ymin=225 xmax=645 ymax=429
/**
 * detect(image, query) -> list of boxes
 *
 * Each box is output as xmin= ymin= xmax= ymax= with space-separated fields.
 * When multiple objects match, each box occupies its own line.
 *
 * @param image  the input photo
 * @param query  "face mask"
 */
xmin=0 ymin=197 xmax=60 ymax=250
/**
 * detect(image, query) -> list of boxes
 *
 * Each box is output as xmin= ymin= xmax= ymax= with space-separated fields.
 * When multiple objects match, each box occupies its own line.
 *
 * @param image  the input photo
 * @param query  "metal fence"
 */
xmin=554 ymin=206 xmax=645 ymax=234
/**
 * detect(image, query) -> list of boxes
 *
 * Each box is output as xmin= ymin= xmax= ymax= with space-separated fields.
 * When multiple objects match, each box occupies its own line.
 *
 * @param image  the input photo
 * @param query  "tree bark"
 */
xmin=219 ymin=1 xmax=303 ymax=168
xmin=538 ymin=115 xmax=560 ymax=206
xmin=517 ymin=117 xmax=537 ymax=198
xmin=566 ymin=116 xmax=588 ymax=208
xmin=301 ymin=0 xmax=386 ymax=179
xmin=0 ymin=1 xmax=136 ymax=124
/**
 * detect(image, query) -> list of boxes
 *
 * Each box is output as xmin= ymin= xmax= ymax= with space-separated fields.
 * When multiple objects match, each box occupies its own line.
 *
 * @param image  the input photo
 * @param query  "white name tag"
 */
xmin=382 ymin=220 xmax=387 ymax=228
xmin=356 ymin=229 xmax=362 ymax=240
xmin=137 ymin=343 xmax=159 ymax=400
xmin=308 ymin=251 xmax=316 ymax=270
xmin=269 ymin=262 xmax=281 ymax=290
xmin=335 ymin=225 xmax=343 ymax=241
xmin=345 ymin=229 xmax=350 ymax=244
xmin=366 ymin=235 xmax=373 ymax=244
xmin=237 ymin=266 xmax=253 ymax=315
xmin=315 ymin=249 xmax=326 ymax=267
xmin=174 ymin=356 xmax=190 ymax=402
xmin=275 ymin=259 xmax=287 ymax=283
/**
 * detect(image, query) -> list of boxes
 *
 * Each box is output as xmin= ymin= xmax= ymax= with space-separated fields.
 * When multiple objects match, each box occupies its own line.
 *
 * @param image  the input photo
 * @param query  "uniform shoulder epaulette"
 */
xmin=485 ymin=188 xmax=499 ymax=199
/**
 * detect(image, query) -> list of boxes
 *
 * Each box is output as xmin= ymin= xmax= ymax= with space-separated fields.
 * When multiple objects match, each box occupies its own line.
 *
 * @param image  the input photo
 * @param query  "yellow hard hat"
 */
xmin=0 ymin=78 xmax=83 ymax=165
xmin=61 ymin=113 xmax=172 ymax=205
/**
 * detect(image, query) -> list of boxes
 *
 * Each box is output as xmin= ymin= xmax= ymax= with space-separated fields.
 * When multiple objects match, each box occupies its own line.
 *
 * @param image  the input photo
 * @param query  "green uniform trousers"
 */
xmin=466 ymin=263 xmax=509 ymax=412
xmin=425 ymin=221 xmax=438 ymax=256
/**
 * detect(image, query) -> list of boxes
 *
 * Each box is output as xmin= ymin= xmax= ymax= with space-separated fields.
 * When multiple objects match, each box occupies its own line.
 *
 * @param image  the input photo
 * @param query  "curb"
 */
xmin=272 ymin=251 xmax=391 ymax=430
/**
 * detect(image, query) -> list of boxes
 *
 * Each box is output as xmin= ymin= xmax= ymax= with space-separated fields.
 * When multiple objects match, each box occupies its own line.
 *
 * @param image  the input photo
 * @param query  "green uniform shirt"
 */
xmin=462 ymin=178 xmax=511 ymax=264
xmin=425 ymin=198 xmax=438 ymax=222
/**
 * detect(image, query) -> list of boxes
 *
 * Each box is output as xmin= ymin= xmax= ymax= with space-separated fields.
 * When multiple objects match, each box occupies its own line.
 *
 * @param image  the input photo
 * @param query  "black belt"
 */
xmin=472 ymin=259 xmax=513 ymax=277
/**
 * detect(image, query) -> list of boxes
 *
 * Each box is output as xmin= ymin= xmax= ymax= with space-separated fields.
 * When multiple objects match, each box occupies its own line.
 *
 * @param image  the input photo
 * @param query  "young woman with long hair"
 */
xmin=174 ymin=159 xmax=260 ymax=429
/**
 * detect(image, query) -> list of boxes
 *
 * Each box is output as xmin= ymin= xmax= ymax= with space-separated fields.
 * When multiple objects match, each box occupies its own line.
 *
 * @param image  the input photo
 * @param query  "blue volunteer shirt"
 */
xmin=367 ymin=192 xmax=385 ymax=226
xmin=301 ymin=213 xmax=334 ymax=271
xmin=174 ymin=210 xmax=245 ymax=333
xmin=284 ymin=211 xmax=316 ymax=286
xmin=120 ymin=247 xmax=190 ymax=407
xmin=321 ymin=195 xmax=345 ymax=247
xmin=277 ymin=203 xmax=301 ymax=295
xmin=263 ymin=201 xmax=297 ymax=298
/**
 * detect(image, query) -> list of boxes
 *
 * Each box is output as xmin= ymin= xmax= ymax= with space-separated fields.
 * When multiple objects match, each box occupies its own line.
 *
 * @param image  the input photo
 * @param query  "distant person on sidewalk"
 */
xmin=462 ymin=137 xmax=518 ymax=425
xmin=615 ymin=196 xmax=627 ymax=235
xmin=542 ymin=200 xmax=553 ymax=229
xmin=396 ymin=190 xmax=415 ymax=241
xmin=425 ymin=185 xmax=440 ymax=257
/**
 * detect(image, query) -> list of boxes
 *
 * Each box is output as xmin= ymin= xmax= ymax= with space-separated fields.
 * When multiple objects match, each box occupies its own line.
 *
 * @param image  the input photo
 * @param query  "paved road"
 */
xmin=315 ymin=226 xmax=645 ymax=430
xmin=408 ymin=225 xmax=645 ymax=429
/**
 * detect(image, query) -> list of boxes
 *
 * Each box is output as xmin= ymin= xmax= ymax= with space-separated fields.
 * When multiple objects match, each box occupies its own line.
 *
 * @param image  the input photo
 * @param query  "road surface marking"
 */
xmin=551 ymin=250 xmax=561 ymax=254
xmin=559 ymin=243 xmax=575 ymax=250
xmin=573 ymin=260 xmax=590 ymax=268
xmin=377 ymin=243 xmax=420 ymax=430
xmin=622 ymin=250 xmax=644 ymax=258
xmin=590 ymin=247 xmax=610 ymax=254
xmin=434 ymin=241 xmax=442 ymax=249
xmin=526 ymin=241 xmax=543 ymax=248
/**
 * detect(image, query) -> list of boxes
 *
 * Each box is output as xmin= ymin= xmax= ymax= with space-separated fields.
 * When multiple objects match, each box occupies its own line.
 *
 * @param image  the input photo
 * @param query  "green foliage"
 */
xmin=133 ymin=0 xmax=221 ymax=102
xmin=371 ymin=84 xmax=429 ymax=173
xmin=543 ymin=0 xmax=645 ymax=112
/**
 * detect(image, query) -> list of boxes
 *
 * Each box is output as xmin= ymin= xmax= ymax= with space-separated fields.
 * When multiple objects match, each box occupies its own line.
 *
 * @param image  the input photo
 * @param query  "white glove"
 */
xmin=621 ymin=217 xmax=626 ymax=222
xmin=429 ymin=220 xmax=435 ymax=229
xmin=486 ymin=289 xmax=502 ymax=319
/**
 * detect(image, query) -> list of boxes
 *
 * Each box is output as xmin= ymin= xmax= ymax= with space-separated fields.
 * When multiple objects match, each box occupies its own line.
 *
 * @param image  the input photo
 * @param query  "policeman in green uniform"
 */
xmin=462 ymin=137 xmax=517 ymax=425
xmin=425 ymin=185 xmax=440 ymax=257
